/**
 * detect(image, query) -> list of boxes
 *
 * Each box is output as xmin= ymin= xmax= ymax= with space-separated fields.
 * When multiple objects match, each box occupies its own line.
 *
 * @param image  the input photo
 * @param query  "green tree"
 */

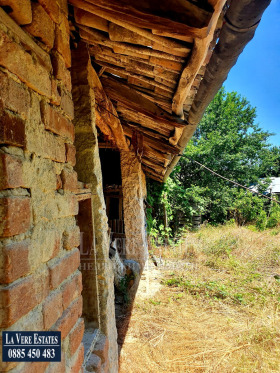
xmin=148 ymin=88 xmax=278 ymax=233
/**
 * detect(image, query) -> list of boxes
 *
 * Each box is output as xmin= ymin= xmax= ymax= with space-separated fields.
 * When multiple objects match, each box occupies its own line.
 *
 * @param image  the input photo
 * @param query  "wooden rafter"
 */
xmin=101 ymin=76 xmax=184 ymax=128
xmin=172 ymin=0 xmax=226 ymax=117
xmin=81 ymin=0 xmax=213 ymax=37
xmin=69 ymin=0 xmax=195 ymax=50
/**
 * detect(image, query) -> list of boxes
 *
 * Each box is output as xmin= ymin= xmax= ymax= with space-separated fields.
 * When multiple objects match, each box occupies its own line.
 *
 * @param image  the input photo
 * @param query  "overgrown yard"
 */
xmin=119 ymin=225 xmax=280 ymax=372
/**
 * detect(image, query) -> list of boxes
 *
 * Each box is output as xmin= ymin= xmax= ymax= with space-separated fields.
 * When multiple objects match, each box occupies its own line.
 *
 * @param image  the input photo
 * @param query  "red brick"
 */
xmin=21 ymin=361 xmax=50 ymax=373
xmin=52 ymin=296 xmax=82 ymax=339
xmin=0 ymin=0 xmax=32 ymax=25
xmin=24 ymin=3 xmax=55 ymax=49
xmin=70 ymin=344 xmax=84 ymax=373
xmin=41 ymin=101 xmax=74 ymax=142
xmin=51 ymin=53 xmax=72 ymax=92
xmin=49 ymin=249 xmax=80 ymax=289
xmin=0 ymin=240 xmax=31 ymax=284
xmin=0 ymin=71 xmax=30 ymax=119
xmin=51 ymin=79 xmax=61 ymax=106
xmin=65 ymin=144 xmax=76 ymax=167
xmin=62 ymin=271 xmax=82 ymax=310
xmin=69 ymin=318 xmax=84 ymax=355
xmin=37 ymin=0 xmax=60 ymax=24
xmin=0 ymin=29 xmax=52 ymax=98
xmin=54 ymin=13 xmax=71 ymax=68
xmin=0 ymin=197 xmax=31 ymax=237
xmin=0 ymin=106 xmax=26 ymax=147
xmin=0 ymin=152 xmax=23 ymax=190
xmin=63 ymin=226 xmax=80 ymax=250
xmin=61 ymin=169 xmax=78 ymax=192
xmin=0 ymin=270 xmax=49 ymax=328
xmin=42 ymin=290 xmax=63 ymax=329
xmin=61 ymin=89 xmax=74 ymax=120
xmin=51 ymin=231 xmax=61 ymax=259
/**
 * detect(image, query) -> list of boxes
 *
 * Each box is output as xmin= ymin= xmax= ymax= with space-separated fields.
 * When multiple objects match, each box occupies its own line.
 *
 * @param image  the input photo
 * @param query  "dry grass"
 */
xmin=119 ymin=225 xmax=280 ymax=373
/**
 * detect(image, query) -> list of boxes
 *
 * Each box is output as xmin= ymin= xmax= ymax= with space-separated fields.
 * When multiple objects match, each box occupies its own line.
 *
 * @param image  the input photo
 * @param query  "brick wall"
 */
xmin=0 ymin=2 xmax=84 ymax=372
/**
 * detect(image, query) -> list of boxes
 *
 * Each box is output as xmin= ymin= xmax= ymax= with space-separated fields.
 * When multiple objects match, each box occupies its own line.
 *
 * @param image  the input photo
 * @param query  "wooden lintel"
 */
xmin=172 ymin=0 xmax=226 ymax=117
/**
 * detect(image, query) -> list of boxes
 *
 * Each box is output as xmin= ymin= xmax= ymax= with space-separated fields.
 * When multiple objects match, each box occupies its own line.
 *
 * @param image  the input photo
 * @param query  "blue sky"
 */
xmin=223 ymin=0 xmax=280 ymax=146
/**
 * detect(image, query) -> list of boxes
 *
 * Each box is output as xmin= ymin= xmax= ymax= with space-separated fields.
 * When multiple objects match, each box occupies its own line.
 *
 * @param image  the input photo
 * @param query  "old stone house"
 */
xmin=0 ymin=0 xmax=270 ymax=372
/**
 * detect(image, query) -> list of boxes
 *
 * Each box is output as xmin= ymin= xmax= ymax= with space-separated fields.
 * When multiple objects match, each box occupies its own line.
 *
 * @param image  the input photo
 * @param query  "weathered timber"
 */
xmin=108 ymin=23 xmax=190 ymax=58
xmin=80 ymin=25 xmax=187 ymax=62
xmin=172 ymin=0 xmax=226 ymax=117
xmin=69 ymin=0 xmax=193 ymax=50
xmin=152 ymin=29 xmax=194 ymax=44
xmin=87 ymin=64 xmax=129 ymax=151
xmin=74 ymin=7 xmax=109 ymax=32
xmin=122 ymin=123 xmax=180 ymax=155
xmin=84 ymin=0 xmax=213 ymax=37
xmin=141 ymin=164 xmax=165 ymax=178
xmin=101 ymin=76 xmax=184 ymax=128
xmin=117 ymin=104 xmax=174 ymax=136
xmin=94 ymin=60 xmax=175 ymax=93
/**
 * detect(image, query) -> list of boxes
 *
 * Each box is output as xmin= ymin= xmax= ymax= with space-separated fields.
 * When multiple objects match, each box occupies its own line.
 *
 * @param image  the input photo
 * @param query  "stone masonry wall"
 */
xmin=71 ymin=44 xmax=118 ymax=373
xmin=0 ymin=2 xmax=84 ymax=372
xmin=120 ymin=152 xmax=148 ymax=271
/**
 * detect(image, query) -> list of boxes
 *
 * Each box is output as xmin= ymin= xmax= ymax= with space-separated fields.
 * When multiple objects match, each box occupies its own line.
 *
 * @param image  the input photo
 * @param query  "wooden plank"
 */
xmin=152 ymin=29 xmax=194 ymax=44
xmin=76 ymin=192 xmax=92 ymax=201
xmin=94 ymin=59 xmax=175 ymax=93
xmin=117 ymin=104 xmax=174 ymax=136
xmin=69 ymin=0 xmax=195 ymax=50
xmin=141 ymin=165 xmax=165 ymax=179
xmin=172 ymin=0 xmax=226 ymax=117
xmin=74 ymin=7 xmax=109 ymax=32
xmin=101 ymin=76 xmax=184 ymax=128
xmin=83 ymin=0 xmax=213 ymax=37
xmin=109 ymin=23 xmax=190 ymax=58
xmin=122 ymin=122 xmax=180 ymax=155
xmin=0 ymin=7 xmax=52 ymax=71
xmin=80 ymin=25 xmax=186 ymax=62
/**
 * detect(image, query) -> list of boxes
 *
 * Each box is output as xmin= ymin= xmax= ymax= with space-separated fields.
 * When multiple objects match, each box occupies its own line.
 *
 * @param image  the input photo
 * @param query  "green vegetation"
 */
xmin=147 ymin=88 xmax=280 ymax=242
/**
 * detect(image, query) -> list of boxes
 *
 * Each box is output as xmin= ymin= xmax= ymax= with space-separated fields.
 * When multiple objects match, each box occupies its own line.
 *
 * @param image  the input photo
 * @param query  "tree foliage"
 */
xmin=147 ymin=88 xmax=280 ymax=235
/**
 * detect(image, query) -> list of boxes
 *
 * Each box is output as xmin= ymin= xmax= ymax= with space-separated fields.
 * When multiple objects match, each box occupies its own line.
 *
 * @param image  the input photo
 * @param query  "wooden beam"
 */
xmin=172 ymin=0 xmax=226 ymax=117
xmin=93 ymin=59 xmax=175 ymax=93
xmin=74 ymin=7 xmax=109 ymax=32
xmin=101 ymin=76 xmax=184 ymax=128
xmin=83 ymin=0 xmax=213 ymax=37
xmin=87 ymin=63 xmax=129 ymax=151
xmin=122 ymin=122 xmax=180 ymax=155
xmin=69 ymin=0 xmax=194 ymax=50
xmin=108 ymin=23 xmax=190 ymax=58
xmin=117 ymin=104 xmax=174 ymax=136
xmin=141 ymin=165 xmax=165 ymax=179
xmin=79 ymin=25 xmax=187 ymax=62
xmin=152 ymin=29 xmax=194 ymax=44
